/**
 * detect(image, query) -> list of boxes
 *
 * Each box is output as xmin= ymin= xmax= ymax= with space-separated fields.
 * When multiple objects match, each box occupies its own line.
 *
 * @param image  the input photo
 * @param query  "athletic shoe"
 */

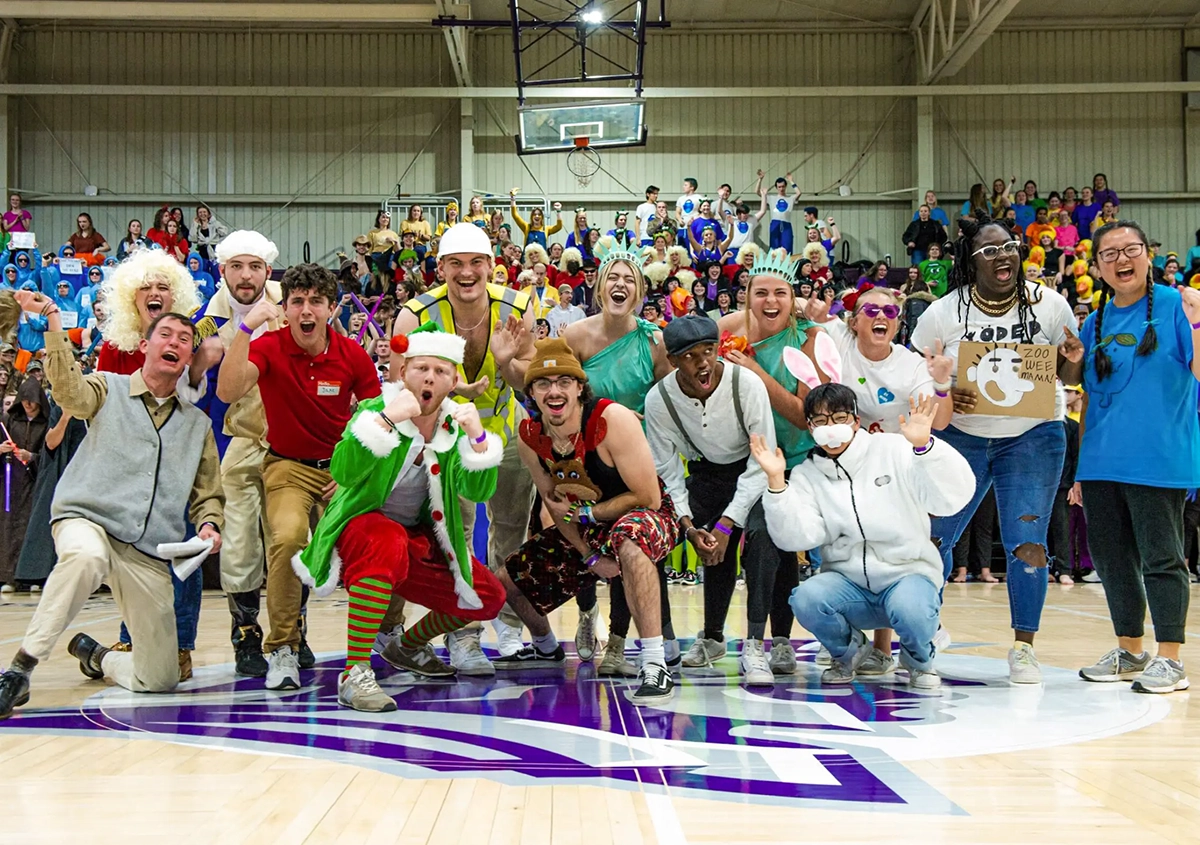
xmin=1132 ymin=657 xmax=1190 ymax=694
xmin=682 ymin=571 xmax=699 ymax=587
xmin=446 ymin=628 xmax=496 ymax=677
xmin=630 ymin=661 xmax=674 ymax=707
xmin=0 ymin=584 xmax=13 ymax=594
xmin=29 ymin=585 xmax=40 ymax=594
xmin=735 ymin=574 xmax=746 ymax=589
xmin=821 ymin=634 xmax=872 ymax=685
xmin=932 ymin=626 xmax=952 ymax=655
xmin=338 ymin=664 xmax=397 ymax=712
xmin=769 ymin=637 xmax=798 ymax=675
xmin=681 ymin=632 xmax=725 ymax=668
xmin=796 ymin=564 xmax=813 ymax=582
xmin=667 ymin=569 xmax=683 ymax=585
xmin=1081 ymin=570 xmax=1102 ymax=583
xmin=1008 ymin=642 xmax=1042 ymax=685
xmin=297 ymin=637 xmax=316 ymax=670
xmin=815 ymin=644 xmax=832 ymax=666
xmin=373 ymin=623 xmax=405 ymax=656
xmin=265 ymin=645 xmax=301 ymax=690
xmin=492 ymin=619 xmax=525 ymax=658
xmin=665 ymin=638 xmax=682 ymax=668
xmin=598 ymin=634 xmax=638 ymax=677
xmin=739 ymin=639 xmax=774 ymax=686
xmin=178 ymin=649 xmax=193 ymax=682
xmin=856 ymin=647 xmax=897 ymax=676
xmin=1079 ymin=647 xmax=1151 ymax=683
xmin=493 ymin=644 xmax=566 ymax=669
xmin=906 ymin=666 xmax=942 ymax=690
xmin=233 ymin=625 xmax=268 ymax=678
xmin=0 ymin=671 xmax=30 ymax=719
xmin=67 ymin=632 xmax=109 ymax=680
xmin=381 ymin=640 xmax=455 ymax=678
xmin=575 ymin=603 xmax=600 ymax=662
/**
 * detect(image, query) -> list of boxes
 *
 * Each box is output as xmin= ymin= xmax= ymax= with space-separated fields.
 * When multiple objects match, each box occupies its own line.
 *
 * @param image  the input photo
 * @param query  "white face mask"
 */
xmin=811 ymin=423 xmax=855 ymax=450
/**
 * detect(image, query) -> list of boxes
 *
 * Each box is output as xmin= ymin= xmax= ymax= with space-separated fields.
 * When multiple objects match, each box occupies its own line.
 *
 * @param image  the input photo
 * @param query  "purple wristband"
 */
xmin=238 ymin=320 xmax=254 ymax=336
xmin=473 ymin=431 xmax=487 ymax=444
xmin=913 ymin=437 xmax=935 ymax=456
xmin=713 ymin=521 xmax=732 ymax=536
xmin=585 ymin=553 xmax=600 ymax=569
xmin=1191 ymin=320 xmax=1200 ymax=331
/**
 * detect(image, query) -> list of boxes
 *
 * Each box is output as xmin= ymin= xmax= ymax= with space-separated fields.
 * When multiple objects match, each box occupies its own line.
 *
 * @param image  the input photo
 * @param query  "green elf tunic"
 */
xmin=583 ymin=318 xmax=660 ymax=415
xmin=752 ymin=318 xmax=819 ymax=469
xmin=292 ymin=384 xmax=504 ymax=607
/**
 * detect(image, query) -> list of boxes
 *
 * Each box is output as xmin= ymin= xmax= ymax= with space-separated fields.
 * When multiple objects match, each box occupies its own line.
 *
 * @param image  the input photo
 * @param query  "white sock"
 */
xmin=664 ymin=638 xmax=680 ymax=663
xmin=533 ymin=632 xmax=558 ymax=654
xmin=641 ymin=636 xmax=665 ymax=667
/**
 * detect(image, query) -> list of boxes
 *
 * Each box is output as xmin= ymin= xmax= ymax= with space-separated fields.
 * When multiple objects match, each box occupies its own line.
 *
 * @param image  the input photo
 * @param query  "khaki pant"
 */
xmin=219 ymin=437 xmax=270 ymax=595
xmin=262 ymin=456 xmax=330 ymax=653
xmin=23 ymin=518 xmax=177 ymax=693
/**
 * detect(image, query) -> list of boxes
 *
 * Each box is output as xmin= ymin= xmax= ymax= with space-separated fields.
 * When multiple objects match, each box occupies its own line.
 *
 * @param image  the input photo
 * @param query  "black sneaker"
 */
xmin=797 ymin=564 xmax=813 ymax=582
xmin=493 ymin=644 xmax=566 ymax=669
xmin=630 ymin=662 xmax=674 ymax=707
xmin=682 ymin=571 xmax=699 ymax=586
xmin=0 ymin=671 xmax=30 ymax=719
xmin=233 ymin=626 xmax=268 ymax=678
xmin=297 ymin=636 xmax=316 ymax=670
xmin=67 ymin=632 xmax=109 ymax=680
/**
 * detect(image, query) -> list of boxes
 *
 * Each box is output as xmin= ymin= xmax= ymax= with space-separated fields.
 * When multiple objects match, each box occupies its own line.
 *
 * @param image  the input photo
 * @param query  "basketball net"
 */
xmin=567 ymin=136 xmax=601 ymax=188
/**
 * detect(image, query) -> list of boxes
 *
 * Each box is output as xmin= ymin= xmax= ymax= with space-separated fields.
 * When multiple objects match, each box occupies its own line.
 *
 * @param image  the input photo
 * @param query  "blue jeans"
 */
xmin=769 ymin=220 xmax=794 ymax=253
xmin=911 ymin=249 xmax=927 ymax=265
xmin=119 ymin=566 xmax=201 ymax=651
xmin=931 ymin=421 xmax=1066 ymax=633
xmin=790 ymin=572 xmax=940 ymax=671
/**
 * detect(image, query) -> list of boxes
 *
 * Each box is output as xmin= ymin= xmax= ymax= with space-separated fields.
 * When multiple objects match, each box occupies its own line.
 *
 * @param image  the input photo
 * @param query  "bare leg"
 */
xmin=494 ymin=566 xmax=553 ymax=638
xmin=615 ymin=541 xmax=661 ymax=639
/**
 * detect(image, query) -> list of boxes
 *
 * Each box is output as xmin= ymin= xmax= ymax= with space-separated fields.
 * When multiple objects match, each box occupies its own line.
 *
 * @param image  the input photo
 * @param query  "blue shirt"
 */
xmin=1078 ymin=284 xmax=1200 ymax=488
xmin=913 ymin=206 xmax=950 ymax=228
xmin=1012 ymin=203 xmax=1036 ymax=231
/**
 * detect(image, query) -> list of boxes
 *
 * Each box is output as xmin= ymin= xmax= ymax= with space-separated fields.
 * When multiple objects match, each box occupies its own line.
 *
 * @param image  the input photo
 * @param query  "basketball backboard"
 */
xmin=516 ymin=100 xmax=647 ymax=155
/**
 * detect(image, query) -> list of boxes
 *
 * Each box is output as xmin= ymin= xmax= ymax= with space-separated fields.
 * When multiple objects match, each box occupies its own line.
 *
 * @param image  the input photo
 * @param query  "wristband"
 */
xmin=378 ymin=412 xmax=397 ymax=432
xmin=767 ymin=484 xmax=788 ymax=494
xmin=584 ymin=553 xmax=600 ymax=569
xmin=473 ymin=430 xmax=487 ymax=444
xmin=913 ymin=437 xmax=935 ymax=456
xmin=932 ymin=379 xmax=952 ymax=393
xmin=1192 ymin=320 xmax=1200 ymax=330
xmin=238 ymin=320 xmax=255 ymax=336
xmin=577 ymin=504 xmax=594 ymax=526
xmin=713 ymin=521 xmax=733 ymax=537
xmin=935 ymin=390 xmax=949 ymax=398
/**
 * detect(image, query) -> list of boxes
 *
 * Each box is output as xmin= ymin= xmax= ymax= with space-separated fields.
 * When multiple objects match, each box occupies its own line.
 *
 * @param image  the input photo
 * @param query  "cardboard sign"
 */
xmin=8 ymin=232 xmax=35 ymax=249
xmin=58 ymin=258 xmax=83 ymax=276
xmin=956 ymin=341 xmax=1056 ymax=420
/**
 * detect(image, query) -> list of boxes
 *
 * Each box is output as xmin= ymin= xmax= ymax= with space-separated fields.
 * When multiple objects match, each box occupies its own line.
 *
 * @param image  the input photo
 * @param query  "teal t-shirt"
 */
xmin=751 ymin=320 xmax=817 ymax=469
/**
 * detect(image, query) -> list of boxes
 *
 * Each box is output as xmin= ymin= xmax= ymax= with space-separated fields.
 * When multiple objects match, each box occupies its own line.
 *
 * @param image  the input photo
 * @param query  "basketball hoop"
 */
xmin=566 ymin=137 xmax=601 ymax=188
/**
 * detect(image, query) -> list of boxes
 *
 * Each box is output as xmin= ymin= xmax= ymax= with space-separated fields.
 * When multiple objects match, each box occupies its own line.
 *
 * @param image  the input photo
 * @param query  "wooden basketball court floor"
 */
xmin=0 ymin=580 xmax=1197 ymax=845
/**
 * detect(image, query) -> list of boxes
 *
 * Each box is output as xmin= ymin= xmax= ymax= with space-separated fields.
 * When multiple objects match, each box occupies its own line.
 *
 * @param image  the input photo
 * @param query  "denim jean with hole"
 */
xmin=930 ymin=421 xmax=1066 ymax=633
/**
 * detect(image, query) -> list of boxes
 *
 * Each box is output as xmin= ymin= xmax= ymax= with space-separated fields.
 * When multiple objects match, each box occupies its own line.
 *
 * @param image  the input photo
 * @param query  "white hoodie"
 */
xmin=762 ymin=430 xmax=975 ymax=593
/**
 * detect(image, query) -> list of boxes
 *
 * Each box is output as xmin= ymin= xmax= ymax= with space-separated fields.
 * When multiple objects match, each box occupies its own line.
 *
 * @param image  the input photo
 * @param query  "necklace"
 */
xmin=970 ymin=285 xmax=1018 ymax=317
xmin=452 ymin=307 xmax=489 ymax=333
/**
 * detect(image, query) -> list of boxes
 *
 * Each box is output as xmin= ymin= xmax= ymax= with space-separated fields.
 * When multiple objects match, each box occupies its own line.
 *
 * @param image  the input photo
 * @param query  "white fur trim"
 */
xmin=405 ymin=331 xmax=466 ymax=365
xmin=291 ymin=546 xmax=343 ymax=598
xmin=424 ymin=448 xmax=483 ymax=611
xmin=457 ymin=431 xmax=503 ymax=472
xmin=349 ymin=411 xmax=401 ymax=458
xmin=396 ymin=397 xmax=459 ymax=453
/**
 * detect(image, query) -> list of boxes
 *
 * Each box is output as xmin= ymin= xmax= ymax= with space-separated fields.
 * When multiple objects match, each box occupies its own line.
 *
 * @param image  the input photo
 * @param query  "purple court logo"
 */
xmin=0 ymin=642 xmax=1168 ymax=814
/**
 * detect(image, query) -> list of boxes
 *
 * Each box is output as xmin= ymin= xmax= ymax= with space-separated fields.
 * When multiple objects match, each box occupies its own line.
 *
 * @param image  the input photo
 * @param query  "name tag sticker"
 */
xmin=317 ymin=380 xmax=342 ymax=397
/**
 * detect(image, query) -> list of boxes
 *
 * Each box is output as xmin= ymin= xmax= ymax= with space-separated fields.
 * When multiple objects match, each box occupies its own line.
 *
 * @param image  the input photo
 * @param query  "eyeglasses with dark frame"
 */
xmin=1096 ymin=243 xmax=1146 ymax=264
xmin=530 ymin=376 xmax=578 ymax=393
xmin=807 ymin=411 xmax=856 ymax=427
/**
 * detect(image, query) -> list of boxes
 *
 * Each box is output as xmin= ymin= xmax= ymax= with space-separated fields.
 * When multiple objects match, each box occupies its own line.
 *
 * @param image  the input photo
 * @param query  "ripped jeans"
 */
xmin=931 ymin=421 xmax=1066 ymax=633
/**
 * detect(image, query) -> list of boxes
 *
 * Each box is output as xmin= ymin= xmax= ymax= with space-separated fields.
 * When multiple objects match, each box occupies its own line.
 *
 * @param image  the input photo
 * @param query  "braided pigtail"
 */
xmin=1093 ymin=283 xmax=1112 ymax=381
xmin=1136 ymin=271 xmax=1158 ymax=357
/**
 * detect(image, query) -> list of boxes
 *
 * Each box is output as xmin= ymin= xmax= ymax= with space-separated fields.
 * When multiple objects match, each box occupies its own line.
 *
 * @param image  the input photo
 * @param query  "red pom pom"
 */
xmin=389 ymin=334 xmax=409 ymax=355
xmin=430 ymin=463 xmax=440 ymax=475
xmin=432 ymin=510 xmax=443 ymax=521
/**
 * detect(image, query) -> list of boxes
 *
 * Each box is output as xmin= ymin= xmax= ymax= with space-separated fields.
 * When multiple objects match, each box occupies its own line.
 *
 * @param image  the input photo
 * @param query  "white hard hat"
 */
xmin=438 ymin=223 xmax=493 ymax=258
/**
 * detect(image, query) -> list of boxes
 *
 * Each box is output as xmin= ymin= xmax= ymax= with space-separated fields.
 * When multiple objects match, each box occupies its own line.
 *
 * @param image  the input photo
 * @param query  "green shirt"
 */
xmin=582 ymin=319 xmax=660 ymax=415
xmin=751 ymin=320 xmax=817 ymax=469
xmin=919 ymin=258 xmax=953 ymax=298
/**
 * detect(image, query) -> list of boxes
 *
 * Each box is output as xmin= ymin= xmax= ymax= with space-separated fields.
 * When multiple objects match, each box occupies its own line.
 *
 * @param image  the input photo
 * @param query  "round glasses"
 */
xmin=808 ymin=412 xmax=856 ymax=427
xmin=1096 ymin=243 xmax=1146 ymax=264
xmin=858 ymin=303 xmax=900 ymax=320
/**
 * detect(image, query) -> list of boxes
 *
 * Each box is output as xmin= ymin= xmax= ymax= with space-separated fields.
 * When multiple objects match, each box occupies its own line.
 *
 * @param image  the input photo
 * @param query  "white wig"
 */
xmin=558 ymin=246 xmax=583 ymax=274
xmin=100 ymin=250 xmax=200 ymax=352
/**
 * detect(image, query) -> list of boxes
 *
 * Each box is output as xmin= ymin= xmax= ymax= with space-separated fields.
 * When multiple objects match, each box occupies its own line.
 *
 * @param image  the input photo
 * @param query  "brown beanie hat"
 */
xmin=523 ymin=337 xmax=587 ymax=388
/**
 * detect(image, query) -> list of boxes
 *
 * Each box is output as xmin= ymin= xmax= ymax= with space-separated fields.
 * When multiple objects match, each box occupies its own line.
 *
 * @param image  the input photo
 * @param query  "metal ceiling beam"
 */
xmin=912 ymin=0 xmax=1020 ymax=84
xmin=0 ymin=2 xmax=438 ymax=23
xmin=435 ymin=0 xmax=473 ymax=86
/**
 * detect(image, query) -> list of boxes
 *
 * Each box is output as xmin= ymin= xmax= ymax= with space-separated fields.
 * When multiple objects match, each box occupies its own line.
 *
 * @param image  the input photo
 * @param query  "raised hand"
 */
xmin=898 ymin=394 xmax=936 ymax=448
xmin=243 ymin=298 xmax=281 ymax=332
xmin=490 ymin=313 xmax=527 ymax=368
xmin=804 ymin=294 xmax=831 ymax=324
xmin=1057 ymin=325 xmax=1084 ymax=365
xmin=922 ymin=339 xmax=954 ymax=385
xmin=450 ymin=401 xmax=484 ymax=439
xmin=454 ymin=376 xmax=490 ymax=400
xmin=750 ymin=433 xmax=787 ymax=487
xmin=11 ymin=290 xmax=49 ymax=313
xmin=384 ymin=387 xmax=422 ymax=423
xmin=1181 ymin=286 xmax=1200 ymax=326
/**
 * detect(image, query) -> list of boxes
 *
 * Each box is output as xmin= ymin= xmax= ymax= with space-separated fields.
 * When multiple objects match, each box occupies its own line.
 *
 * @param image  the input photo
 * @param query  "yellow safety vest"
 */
xmin=405 ymin=283 xmax=530 ymax=444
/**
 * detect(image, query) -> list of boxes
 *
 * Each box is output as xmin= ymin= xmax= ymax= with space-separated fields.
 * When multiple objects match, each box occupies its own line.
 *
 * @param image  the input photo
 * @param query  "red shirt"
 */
xmin=97 ymin=342 xmax=144 ymax=375
xmin=248 ymin=326 xmax=381 ymax=461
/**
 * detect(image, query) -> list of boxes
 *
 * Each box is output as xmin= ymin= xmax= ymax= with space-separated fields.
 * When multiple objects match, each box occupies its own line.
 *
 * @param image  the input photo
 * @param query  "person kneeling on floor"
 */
xmin=293 ymin=323 xmax=507 ymax=712
xmin=750 ymin=384 xmax=974 ymax=689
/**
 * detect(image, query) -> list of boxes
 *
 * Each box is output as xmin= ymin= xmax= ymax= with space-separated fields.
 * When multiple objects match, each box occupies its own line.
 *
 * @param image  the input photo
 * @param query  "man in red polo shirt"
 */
xmin=217 ymin=262 xmax=380 ymax=690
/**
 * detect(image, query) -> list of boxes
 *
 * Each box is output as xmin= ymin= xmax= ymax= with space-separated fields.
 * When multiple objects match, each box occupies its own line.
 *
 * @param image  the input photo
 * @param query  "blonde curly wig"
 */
xmin=558 ymin=247 xmax=583 ymax=274
xmin=101 ymin=250 xmax=200 ymax=352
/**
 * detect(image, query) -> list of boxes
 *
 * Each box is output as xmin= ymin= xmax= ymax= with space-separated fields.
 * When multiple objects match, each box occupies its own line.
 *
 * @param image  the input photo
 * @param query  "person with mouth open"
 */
xmin=0 ymin=291 xmax=223 ymax=719
xmin=496 ymin=338 xmax=679 ymax=706
xmin=217 ymin=263 xmax=381 ymax=692
xmin=910 ymin=213 xmax=1084 ymax=685
xmin=294 ymin=323 xmax=507 ymax=711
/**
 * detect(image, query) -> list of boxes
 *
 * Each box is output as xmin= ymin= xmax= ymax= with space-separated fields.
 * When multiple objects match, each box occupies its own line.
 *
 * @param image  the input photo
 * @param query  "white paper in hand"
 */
xmin=157 ymin=537 xmax=214 ymax=580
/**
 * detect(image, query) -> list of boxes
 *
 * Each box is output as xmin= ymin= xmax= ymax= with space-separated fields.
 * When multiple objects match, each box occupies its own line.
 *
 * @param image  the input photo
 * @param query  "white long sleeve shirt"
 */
xmin=644 ymin=363 xmax=776 ymax=526
xmin=762 ymin=430 xmax=975 ymax=592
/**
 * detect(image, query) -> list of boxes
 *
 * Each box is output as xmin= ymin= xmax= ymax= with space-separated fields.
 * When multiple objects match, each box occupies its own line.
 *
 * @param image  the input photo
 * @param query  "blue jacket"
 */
xmin=186 ymin=251 xmax=216 ymax=302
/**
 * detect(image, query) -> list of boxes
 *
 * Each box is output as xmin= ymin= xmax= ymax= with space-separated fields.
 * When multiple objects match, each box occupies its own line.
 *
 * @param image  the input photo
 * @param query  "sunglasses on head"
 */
xmin=858 ymin=303 xmax=900 ymax=320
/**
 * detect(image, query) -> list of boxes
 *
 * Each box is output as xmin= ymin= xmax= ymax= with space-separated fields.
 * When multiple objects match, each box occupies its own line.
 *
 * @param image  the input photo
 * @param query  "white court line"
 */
xmin=628 ymin=690 xmax=690 ymax=845
xmin=1043 ymin=603 xmax=1200 ymax=640
xmin=0 ymin=613 xmax=123 ymax=646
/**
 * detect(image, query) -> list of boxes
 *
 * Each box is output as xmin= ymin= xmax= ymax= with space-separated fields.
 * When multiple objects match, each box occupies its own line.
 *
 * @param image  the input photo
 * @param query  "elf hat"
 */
xmin=390 ymin=322 xmax=465 ymax=365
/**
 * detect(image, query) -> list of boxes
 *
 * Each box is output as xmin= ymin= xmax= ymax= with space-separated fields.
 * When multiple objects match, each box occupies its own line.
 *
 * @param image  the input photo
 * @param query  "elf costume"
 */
xmin=292 ymin=324 xmax=506 ymax=710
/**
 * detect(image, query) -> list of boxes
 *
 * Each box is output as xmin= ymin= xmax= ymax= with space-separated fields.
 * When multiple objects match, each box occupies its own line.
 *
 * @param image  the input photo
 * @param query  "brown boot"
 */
xmin=178 ymin=649 xmax=193 ymax=682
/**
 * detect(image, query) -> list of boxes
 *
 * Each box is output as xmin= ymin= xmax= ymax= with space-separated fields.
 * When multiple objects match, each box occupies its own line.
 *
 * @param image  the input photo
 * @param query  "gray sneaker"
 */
xmin=1079 ymin=647 xmax=1151 ymax=683
xmin=814 ymin=644 xmax=832 ymax=666
xmin=769 ymin=637 xmax=797 ymax=675
xmin=265 ymin=645 xmax=300 ymax=691
xmin=906 ymin=666 xmax=942 ymax=690
xmin=856 ymin=647 xmax=896 ymax=676
xmin=381 ymin=640 xmax=455 ymax=678
xmin=681 ymin=632 xmax=725 ymax=668
xmin=575 ymin=602 xmax=600 ymax=662
xmin=597 ymin=634 xmax=638 ymax=677
xmin=338 ymin=665 xmax=397 ymax=712
xmin=820 ymin=634 xmax=872 ymax=685
xmin=1132 ymin=657 xmax=1190 ymax=694
xmin=446 ymin=628 xmax=495 ymax=677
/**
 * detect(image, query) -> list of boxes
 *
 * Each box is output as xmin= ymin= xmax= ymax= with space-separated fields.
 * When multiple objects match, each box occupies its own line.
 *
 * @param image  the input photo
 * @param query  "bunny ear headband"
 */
xmin=783 ymin=331 xmax=842 ymax=390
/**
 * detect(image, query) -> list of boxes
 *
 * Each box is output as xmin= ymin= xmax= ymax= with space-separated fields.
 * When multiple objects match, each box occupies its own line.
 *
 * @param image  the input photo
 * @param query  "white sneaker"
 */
xmin=373 ymin=623 xmax=404 ymax=656
xmin=1008 ymin=642 xmax=1042 ymax=684
xmin=739 ymin=639 xmax=774 ymax=686
xmin=446 ymin=628 xmax=495 ymax=677
xmin=932 ymin=626 xmax=951 ymax=655
xmin=338 ymin=664 xmax=397 ymax=712
xmin=856 ymin=647 xmax=896 ymax=676
xmin=575 ymin=603 xmax=600 ymax=662
xmin=491 ymin=618 xmax=524 ymax=658
xmin=815 ymin=644 xmax=832 ymax=666
xmin=265 ymin=645 xmax=300 ymax=690
xmin=0 ymin=584 xmax=13 ymax=594
xmin=769 ymin=637 xmax=798 ymax=675
xmin=681 ymin=632 xmax=725 ymax=668
xmin=598 ymin=634 xmax=639 ymax=677
xmin=29 ymin=585 xmax=40 ymax=594
xmin=906 ymin=666 xmax=942 ymax=690
xmin=1081 ymin=570 xmax=1102 ymax=583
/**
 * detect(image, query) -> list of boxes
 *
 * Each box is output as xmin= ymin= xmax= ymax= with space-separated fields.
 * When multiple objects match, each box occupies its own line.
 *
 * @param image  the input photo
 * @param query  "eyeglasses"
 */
xmin=530 ymin=376 xmax=577 ymax=393
xmin=858 ymin=303 xmax=900 ymax=320
xmin=971 ymin=240 xmax=1021 ymax=261
xmin=1096 ymin=243 xmax=1146 ymax=263
xmin=808 ymin=412 xmax=856 ymax=427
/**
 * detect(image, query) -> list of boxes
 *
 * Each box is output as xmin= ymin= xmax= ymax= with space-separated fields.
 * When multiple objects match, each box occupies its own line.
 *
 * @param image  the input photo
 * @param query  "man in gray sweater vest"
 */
xmin=0 ymin=292 xmax=224 ymax=719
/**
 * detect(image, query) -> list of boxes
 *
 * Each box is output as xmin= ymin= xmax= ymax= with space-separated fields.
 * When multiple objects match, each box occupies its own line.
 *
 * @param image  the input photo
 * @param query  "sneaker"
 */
xmin=735 ymin=574 xmax=746 ymax=589
xmin=233 ymin=625 xmax=268 ymax=678
xmin=932 ymin=626 xmax=951 ymax=655
xmin=814 ymin=644 xmax=832 ymax=666
xmin=0 ymin=671 xmax=30 ymax=719
xmin=1132 ymin=657 xmax=1190 ymax=694
xmin=265 ymin=645 xmax=301 ymax=690
xmin=796 ymin=564 xmax=813 ymax=582
xmin=857 ymin=647 xmax=896 ymax=676
xmin=1079 ymin=647 xmax=1151 ymax=683
xmin=29 ymin=585 xmax=40 ymax=594
xmin=598 ymin=634 xmax=638 ymax=677
xmin=178 ymin=649 xmax=193 ymax=682
xmin=0 ymin=584 xmax=13 ymax=594
xmin=821 ymin=635 xmax=872 ymax=684
xmin=297 ymin=637 xmax=316 ymax=670
xmin=446 ymin=628 xmax=496 ymax=676
xmin=381 ymin=640 xmax=455 ymax=678
xmin=1081 ymin=570 xmax=1102 ymax=583
xmin=575 ymin=603 xmax=600 ymax=662
xmin=739 ymin=639 xmax=774 ymax=686
xmin=665 ymin=638 xmax=682 ymax=668
xmin=906 ymin=665 xmax=942 ymax=690
xmin=1008 ymin=642 xmax=1042 ymax=684
xmin=769 ymin=637 xmax=797 ymax=675
xmin=373 ymin=623 xmax=405 ymax=656
xmin=492 ymin=619 xmax=525 ymax=658
xmin=667 ymin=569 xmax=683 ymax=585
xmin=630 ymin=661 xmax=674 ymax=707
xmin=681 ymin=632 xmax=725 ymax=668
xmin=338 ymin=664 xmax=397 ymax=712
xmin=67 ymin=633 xmax=109 ymax=680
xmin=682 ymin=571 xmax=699 ymax=587
xmin=494 ymin=644 xmax=566 ymax=669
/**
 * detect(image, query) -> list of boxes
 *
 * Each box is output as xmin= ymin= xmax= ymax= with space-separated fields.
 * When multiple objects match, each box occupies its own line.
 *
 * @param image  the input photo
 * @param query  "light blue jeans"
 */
xmin=790 ymin=571 xmax=941 ymax=671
